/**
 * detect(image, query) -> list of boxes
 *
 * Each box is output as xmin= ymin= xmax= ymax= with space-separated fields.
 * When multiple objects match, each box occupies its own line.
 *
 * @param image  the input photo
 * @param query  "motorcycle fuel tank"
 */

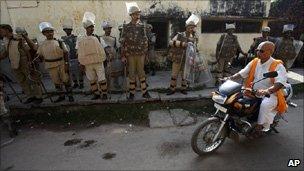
xmin=219 ymin=80 xmax=242 ymax=97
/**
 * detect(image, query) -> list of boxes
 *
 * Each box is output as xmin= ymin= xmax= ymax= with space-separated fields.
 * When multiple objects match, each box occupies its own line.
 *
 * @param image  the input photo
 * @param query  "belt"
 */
xmin=44 ymin=57 xmax=63 ymax=62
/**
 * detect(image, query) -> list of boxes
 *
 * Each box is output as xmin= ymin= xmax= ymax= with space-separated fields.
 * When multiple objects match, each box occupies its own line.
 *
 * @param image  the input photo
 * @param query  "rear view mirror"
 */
xmin=263 ymin=71 xmax=278 ymax=78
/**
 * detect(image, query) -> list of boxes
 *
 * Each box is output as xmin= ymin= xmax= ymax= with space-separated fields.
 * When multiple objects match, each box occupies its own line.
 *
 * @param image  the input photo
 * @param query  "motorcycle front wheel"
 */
xmin=191 ymin=117 xmax=227 ymax=155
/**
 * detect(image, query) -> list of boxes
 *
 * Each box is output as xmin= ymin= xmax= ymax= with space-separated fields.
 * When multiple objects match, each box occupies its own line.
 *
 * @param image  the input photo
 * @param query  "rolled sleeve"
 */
xmin=99 ymin=37 xmax=108 ymax=48
xmin=238 ymin=61 xmax=252 ymax=78
xmin=37 ymin=46 xmax=42 ymax=56
xmin=274 ymin=64 xmax=288 ymax=87
xmin=61 ymin=42 xmax=69 ymax=53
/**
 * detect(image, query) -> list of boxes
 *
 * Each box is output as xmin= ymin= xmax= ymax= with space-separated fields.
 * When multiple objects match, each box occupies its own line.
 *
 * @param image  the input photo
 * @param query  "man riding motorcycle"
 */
xmin=225 ymin=41 xmax=288 ymax=138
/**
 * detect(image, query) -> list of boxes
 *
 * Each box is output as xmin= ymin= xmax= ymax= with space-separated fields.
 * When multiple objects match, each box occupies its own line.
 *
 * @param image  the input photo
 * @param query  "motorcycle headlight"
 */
xmin=212 ymin=92 xmax=227 ymax=104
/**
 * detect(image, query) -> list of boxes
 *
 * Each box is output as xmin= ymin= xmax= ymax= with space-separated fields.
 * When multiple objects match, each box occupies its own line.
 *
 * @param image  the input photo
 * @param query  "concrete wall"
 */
xmin=1 ymin=0 xmax=271 ymax=64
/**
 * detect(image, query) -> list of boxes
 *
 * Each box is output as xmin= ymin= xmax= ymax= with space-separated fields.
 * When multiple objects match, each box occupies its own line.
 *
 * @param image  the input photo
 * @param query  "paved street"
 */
xmin=1 ymin=97 xmax=303 ymax=170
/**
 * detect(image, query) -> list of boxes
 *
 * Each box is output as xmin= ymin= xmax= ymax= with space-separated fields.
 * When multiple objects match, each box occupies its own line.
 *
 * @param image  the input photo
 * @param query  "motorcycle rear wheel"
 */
xmin=191 ymin=117 xmax=227 ymax=155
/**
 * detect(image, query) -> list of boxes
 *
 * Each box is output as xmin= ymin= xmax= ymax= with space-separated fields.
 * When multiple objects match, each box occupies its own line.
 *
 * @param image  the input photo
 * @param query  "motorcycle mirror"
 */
xmin=263 ymin=71 xmax=278 ymax=78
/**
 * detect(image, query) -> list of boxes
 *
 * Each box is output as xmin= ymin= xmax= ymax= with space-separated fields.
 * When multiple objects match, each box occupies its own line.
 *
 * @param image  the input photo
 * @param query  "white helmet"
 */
xmin=126 ymin=2 xmax=141 ymax=15
xmin=102 ymin=21 xmax=112 ymax=29
xmin=283 ymin=24 xmax=294 ymax=33
xmin=185 ymin=14 xmax=199 ymax=27
xmin=39 ymin=22 xmax=54 ymax=32
xmin=225 ymin=23 xmax=236 ymax=30
xmin=15 ymin=27 xmax=27 ymax=35
xmin=261 ymin=26 xmax=270 ymax=32
xmin=82 ymin=12 xmax=96 ymax=28
xmin=62 ymin=18 xmax=73 ymax=30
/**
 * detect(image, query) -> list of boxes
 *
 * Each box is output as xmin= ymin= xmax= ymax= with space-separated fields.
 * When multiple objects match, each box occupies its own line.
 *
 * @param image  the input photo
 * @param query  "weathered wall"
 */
xmin=1 ymin=0 xmax=271 ymax=64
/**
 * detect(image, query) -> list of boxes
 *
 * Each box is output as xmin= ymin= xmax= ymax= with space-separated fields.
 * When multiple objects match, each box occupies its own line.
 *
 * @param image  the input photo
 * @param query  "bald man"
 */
xmin=227 ymin=41 xmax=288 ymax=137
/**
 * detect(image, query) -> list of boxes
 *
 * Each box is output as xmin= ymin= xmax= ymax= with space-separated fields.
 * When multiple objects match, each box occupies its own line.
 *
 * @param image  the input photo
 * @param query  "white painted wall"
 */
xmin=1 ymin=0 xmax=271 ymax=62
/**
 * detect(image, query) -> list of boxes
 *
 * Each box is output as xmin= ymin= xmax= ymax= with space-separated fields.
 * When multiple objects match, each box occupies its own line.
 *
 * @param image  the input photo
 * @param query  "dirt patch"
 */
xmin=79 ymin=140 xmax=97 ymax=148
xmin=64 ymin=138 xmax=82 ymax=146
xmin=157 ymin=141 xmax=188 ymax=157
xmin=102 ymin=152 xmax=116 ymax=160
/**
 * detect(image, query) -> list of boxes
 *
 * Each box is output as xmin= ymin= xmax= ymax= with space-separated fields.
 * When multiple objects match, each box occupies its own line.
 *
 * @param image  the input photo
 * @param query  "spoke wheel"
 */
xmin=191 ymin=117 xmax=227 ymax=155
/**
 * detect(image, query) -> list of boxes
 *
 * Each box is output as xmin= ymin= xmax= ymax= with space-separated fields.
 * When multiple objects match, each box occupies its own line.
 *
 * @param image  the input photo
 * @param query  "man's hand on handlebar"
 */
xmin=219 ymin=77 xmax=230 ymax=82
xmin=256 ymin=89 xmax=270 ymax=98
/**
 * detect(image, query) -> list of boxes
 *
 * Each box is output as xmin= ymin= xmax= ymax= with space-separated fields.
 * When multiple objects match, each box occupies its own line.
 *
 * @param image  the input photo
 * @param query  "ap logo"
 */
xmin=287 ymin=159 xmax=301 ymax=167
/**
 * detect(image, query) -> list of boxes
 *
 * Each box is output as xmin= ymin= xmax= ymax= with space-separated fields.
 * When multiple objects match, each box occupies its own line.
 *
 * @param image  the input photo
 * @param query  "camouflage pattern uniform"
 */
xmin=168 ymin=32 xmax=198 ymax=92
xmin=215 ymin=33 xmax=242 ymax=78
xmin=61 ymin=34 xmax=84 ymax=88
xmin=121 ymin=22 xmax=149 ymax=96
xmin=273 ymin=37 xmax=297 ymax=69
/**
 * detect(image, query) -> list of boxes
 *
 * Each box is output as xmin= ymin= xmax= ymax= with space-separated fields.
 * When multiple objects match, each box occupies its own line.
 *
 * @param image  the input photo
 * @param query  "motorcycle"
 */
xmin=191 ymin=71 xmax=294 ymax=155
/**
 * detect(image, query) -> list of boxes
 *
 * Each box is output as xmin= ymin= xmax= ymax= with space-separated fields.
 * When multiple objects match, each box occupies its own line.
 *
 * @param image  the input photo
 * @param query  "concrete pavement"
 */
xmin=1 ymin=97 xmax=303 ymax=170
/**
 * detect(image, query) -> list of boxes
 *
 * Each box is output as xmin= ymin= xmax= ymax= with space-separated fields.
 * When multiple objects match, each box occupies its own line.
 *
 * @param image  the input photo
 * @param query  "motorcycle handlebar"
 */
xmin=242 ymin=88 xmax=270 ymax=98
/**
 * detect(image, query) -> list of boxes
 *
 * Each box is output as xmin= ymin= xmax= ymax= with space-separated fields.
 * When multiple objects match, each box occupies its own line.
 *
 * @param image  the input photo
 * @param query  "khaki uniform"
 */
xmin=168 ymin=32 xmax=198 ymax=91
xmin=61 ymin=34 xmax=84 ymax=86
xmin=6 ymin=37 xmax=42 ymax=99
xmin=77 ymin=35 xmax=107 ymax=95
xmin=273 ymin=37 xmax=297 ymax=69
xmin=215 ymin=33 xmax=242 ymax=78
xmin=121 ymin=22 xmax=149 ymax=95
xmin=37 ymin=39 xmax=72 ymax=96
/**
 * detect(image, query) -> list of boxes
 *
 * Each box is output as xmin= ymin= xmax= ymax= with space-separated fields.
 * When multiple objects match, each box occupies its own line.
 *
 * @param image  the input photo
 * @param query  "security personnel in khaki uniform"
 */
xmin=36 ymin=22 xmax=74 ymax=103
xmin=77 ymin=13 xmax=108 ymax=100
xmin=273 ymin=24 xmax=297 ymax=69
xmin=215 ymin=23 xmax=247 ymax=85
xmin=121 ymin=2 xmax=150 ymax=100
xmin=146 ymin=24 xmax=157 ymax=76
xmin=61 ymin=20 xmax=84 ymax=89
xmin=249 ymin=27 xmax=276 ymax=56
xmin=167 ymin=15 xmax=199 ymax=95
xmin=0 ymin=25 xmax=43 ymax=104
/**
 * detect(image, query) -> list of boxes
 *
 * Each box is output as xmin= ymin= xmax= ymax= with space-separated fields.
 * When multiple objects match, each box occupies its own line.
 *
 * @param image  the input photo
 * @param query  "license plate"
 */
xmin=214 ymin=103 xmax=227 ymax=113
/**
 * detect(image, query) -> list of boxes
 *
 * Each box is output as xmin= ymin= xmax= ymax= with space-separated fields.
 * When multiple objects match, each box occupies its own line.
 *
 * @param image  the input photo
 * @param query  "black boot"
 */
xmin=144 ymin=64 xmax=150 ymax=75
xmin=79 ymin=81 xmax=84 ymax=89
xmin=23 ymin=97 xmax=36 ymax=104
xmin=73 ymin=83 xmax=79 ymax=89
xmin=33 ymin=98 xmax=43 ymax=105
xmin=151 ymin=70 xmax=155 ymax=76
xmin=180 ymin=89 xmax=188 ymax=95
xmin=150 ymin=63 xmax=156 ymax=76
xmin=54 ymin=96 xmax=65 ymax=103
xmin=91 ymin=94 xmax=100 ymax=100
xmin=68 ymin=96 xmax=74 ymax=102
xmin=128 ymin=93 xmax=135 ymax=100
xmin=101 ymin=94 xmax=108 ymax=100
xmin=166 ymin=89 xmax=175 ymax=95
xmin=142 ymin=92 xmax=151 ymax=98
